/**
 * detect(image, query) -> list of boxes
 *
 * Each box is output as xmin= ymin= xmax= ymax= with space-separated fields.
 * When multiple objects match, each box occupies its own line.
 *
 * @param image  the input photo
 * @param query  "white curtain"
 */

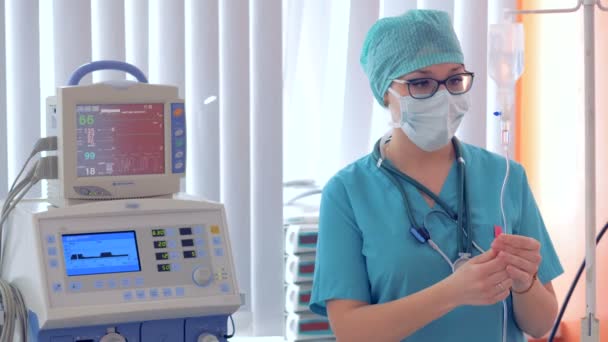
xmin=5 ymin=0 xmax=41 ymax=192
xmin=284 ymin=0 xmax=516 ymax=188
xmin=0 ymin=0 xmax=7 ymax=197
xmin=92 ymin=0 xmax=126 ymax=83
xmin=0 ymin=0 xmax=283 ymax=337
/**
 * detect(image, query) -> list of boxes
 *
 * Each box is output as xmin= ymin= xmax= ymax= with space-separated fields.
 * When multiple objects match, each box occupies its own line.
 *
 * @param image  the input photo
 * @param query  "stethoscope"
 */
xmin=372 ymin=135 xmax=483 ymax=271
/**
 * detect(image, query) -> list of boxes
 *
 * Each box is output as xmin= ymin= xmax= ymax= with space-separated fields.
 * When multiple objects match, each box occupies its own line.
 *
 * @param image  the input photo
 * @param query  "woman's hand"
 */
xmin=491 ymin=234 xmax=541 ymax=293
xmin=446 ymin=248 xmax=512 ymax=306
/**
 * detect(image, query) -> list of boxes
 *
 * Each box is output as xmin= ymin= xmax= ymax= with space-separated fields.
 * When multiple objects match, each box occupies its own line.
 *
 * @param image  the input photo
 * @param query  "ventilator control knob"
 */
xmin=192 ymin=266 xmax=213 ymax=287
xmin=198 ymin=333 xmax=220 ymax=342
xmin=99 ymin=328 xmax=126 ymax=342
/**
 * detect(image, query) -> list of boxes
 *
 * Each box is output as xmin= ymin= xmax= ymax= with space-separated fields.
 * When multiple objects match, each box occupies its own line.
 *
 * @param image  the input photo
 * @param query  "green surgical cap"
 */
xmin=360 ymin=9 xmax=464 ymax=107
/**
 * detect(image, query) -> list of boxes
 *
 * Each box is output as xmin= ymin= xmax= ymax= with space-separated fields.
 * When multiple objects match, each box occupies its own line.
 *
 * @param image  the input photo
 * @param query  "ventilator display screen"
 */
xmin=62 ymin=231 xmax=141 ymax=276
xmin=76 ymin=103 xmax=165 ymax=177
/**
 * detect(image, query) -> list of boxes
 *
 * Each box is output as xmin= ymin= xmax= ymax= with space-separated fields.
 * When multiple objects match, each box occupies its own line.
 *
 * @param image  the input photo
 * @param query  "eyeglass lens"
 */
xmin=408 ymin=73 xmax=473 ymax=99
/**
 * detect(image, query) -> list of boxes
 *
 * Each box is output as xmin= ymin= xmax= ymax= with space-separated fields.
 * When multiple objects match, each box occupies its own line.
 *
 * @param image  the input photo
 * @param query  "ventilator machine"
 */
xmin=0 ymin=61 xmax=241 ymax=342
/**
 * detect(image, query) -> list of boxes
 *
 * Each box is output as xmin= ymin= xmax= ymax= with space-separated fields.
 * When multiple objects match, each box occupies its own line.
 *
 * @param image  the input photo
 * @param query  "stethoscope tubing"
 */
xmin=373 ymin=136 xmax=473 ymax=255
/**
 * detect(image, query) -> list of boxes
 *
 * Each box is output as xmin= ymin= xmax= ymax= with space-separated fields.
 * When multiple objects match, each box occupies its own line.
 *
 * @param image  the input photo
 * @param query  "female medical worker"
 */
xmin=309 ymin=9 xmax=563 ymax=342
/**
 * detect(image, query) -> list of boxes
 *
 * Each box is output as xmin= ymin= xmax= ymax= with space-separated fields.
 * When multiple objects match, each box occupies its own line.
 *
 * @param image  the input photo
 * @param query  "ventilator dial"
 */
xmin=192 ymin=266 xmax=213 ymax=287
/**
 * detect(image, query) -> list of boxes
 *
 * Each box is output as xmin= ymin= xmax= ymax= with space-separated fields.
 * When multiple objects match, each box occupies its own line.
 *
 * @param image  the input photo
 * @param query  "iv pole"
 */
xmin=506 ymin=1 xmax=608 ymax=341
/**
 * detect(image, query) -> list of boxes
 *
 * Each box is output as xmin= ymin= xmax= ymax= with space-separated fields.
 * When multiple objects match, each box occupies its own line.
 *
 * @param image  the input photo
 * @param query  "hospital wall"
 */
xmin=519 ymin=0 xmax=608 ymax=340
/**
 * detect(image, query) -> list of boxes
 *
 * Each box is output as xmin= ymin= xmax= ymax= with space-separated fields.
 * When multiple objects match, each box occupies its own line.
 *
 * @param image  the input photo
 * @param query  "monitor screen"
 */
xmin=62 ymin=231 xmax=142 ymax=276
xmin=76 ymin=103 xmax=165 ymax=177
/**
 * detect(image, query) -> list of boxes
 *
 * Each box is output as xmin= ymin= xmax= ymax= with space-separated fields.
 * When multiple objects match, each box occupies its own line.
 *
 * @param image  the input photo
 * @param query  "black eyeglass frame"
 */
xmin=391 ymin=72 xmax=475 ymax=99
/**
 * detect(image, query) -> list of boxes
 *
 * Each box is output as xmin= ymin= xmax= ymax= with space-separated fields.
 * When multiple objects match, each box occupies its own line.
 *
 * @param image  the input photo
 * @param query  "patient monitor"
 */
xmin=3 ymin=195 xmax=240 ymax=341
xmin=46 ymin=78 xmax=185 ymax=205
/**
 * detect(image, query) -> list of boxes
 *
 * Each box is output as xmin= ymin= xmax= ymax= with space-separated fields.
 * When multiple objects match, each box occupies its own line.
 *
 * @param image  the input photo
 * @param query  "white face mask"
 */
xmin=388 ymin=89 xmax=470 ymax=152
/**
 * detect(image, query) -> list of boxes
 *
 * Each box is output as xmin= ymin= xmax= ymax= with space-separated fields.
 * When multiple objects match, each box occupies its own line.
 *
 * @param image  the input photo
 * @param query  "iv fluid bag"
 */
xmin=488 ymin=23 xmax=524 ymax=87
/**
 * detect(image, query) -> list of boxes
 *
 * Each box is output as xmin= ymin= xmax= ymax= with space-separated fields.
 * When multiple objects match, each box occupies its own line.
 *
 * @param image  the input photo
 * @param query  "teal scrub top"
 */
xmin=309 ymin=140 xmax=564 ymax=342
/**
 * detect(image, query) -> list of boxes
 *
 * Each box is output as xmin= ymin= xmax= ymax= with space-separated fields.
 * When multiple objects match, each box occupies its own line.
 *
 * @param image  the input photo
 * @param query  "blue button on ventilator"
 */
xmin=175 ymin=287 xmax=185 ymax=297
xmin=69 ymin=282 xmax=82 ymax=292
xmin=150 ymin=288 xmax=159 ymax=298
xmin=163 ymin=288 xmax=172 ymax=297
xmin=107 ymin=279 xmax=118 ymax=289
xmin=136 ymin=289 xmax=146 ymax=299
xmin=123 ymin=291 xmax=133 ymax=301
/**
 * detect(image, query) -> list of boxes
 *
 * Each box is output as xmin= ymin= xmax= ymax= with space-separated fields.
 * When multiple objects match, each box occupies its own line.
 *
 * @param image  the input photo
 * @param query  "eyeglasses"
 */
xmin=392 ymin=72 xmax=475 ymax=99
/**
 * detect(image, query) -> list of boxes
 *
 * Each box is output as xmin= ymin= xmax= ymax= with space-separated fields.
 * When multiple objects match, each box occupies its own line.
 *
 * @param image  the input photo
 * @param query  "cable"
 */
xmin=7 ymin=137 xmax=57 ymax=195
xmin=499 ymin=147 xmax=510 ymax=234
xmin=4 ymin=170 xmax=35 ymax=210
xmin=1 ymin=156 xmax=57 ymax=265
xmin=548 ymin=221 xmax=608 ymax=342
xmin=223 ymin=314 xmax=236 ymax=339
xmin=2 ymin=165 xmax=37 ymax=215
xmin=428 ymin=240 xmax=455 ymax=272
xmin=0 ymin=156 xmax=58 ymax=342
xmin=0 ymin=168 xmax=37 ymax=269
xmin=3 ymin=136 xmax=57 ymax=216
xmin=13 ymin=285 xmax=27 ymax=341
xmin=0 ymin=179 xmax=36 ymax=342
xmin=495 ymin=113 xmax=510 ymax=342
xmin=0 ymin=181 xmax=36 ymax=265
xmin=495 ymin=115 xmax=511 ymax=234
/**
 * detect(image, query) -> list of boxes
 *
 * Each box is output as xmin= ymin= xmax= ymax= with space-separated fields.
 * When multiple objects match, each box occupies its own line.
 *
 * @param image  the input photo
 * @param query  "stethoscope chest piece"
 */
xmin=453 ymin=253 xmax=471 ymax=271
